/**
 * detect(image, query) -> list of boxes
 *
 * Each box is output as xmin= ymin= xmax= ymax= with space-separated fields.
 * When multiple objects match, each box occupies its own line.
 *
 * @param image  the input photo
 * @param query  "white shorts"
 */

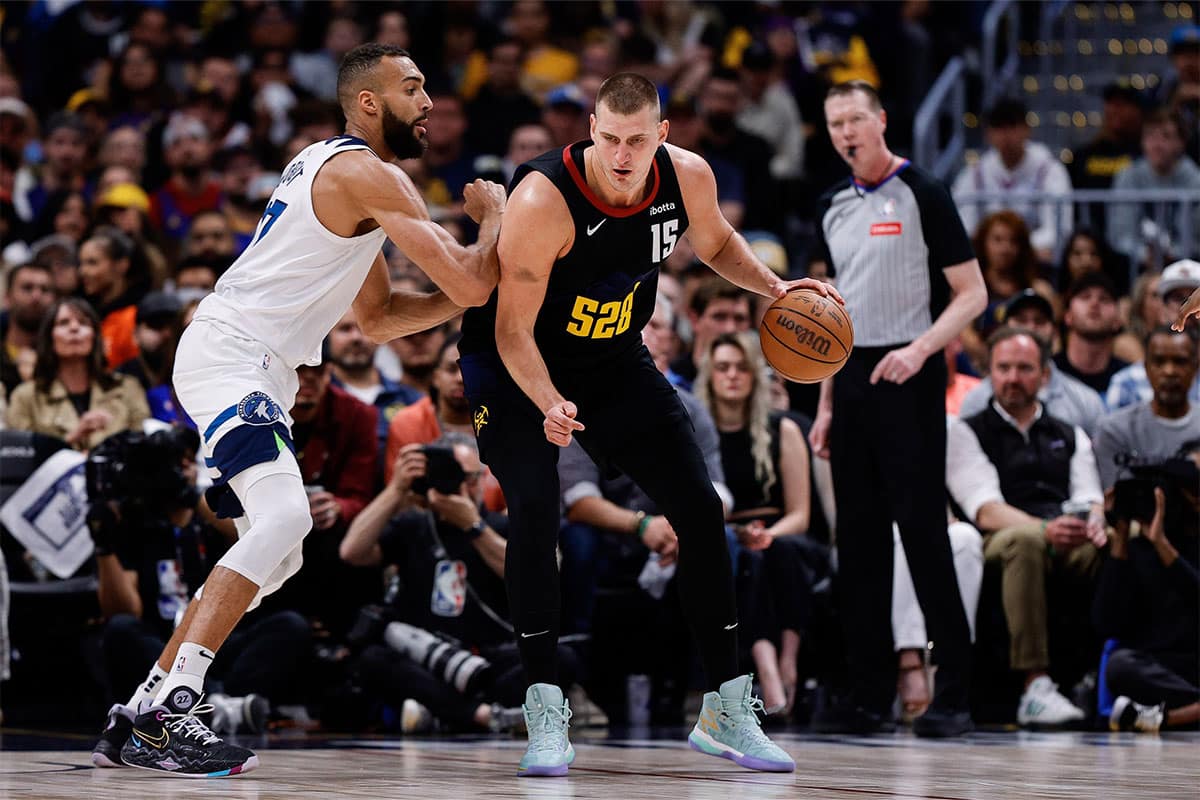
xmin=174 ymin=317 xmax=301 ymax=492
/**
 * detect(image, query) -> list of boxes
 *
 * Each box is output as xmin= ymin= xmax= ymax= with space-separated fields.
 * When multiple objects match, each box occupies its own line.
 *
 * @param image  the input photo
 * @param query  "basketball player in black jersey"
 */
xmin=458 ymin=73 xmax=841 ymax=776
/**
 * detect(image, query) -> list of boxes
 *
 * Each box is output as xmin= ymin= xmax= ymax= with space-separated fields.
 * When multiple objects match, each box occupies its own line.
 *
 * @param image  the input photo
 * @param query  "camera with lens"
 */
xmin=1110 ymin=452 xmax=1200 ymax=525
xmin=409 ymin=445 xmax=466 ymax=495
xmin=86 ymin=427 xmax=201 ymax=512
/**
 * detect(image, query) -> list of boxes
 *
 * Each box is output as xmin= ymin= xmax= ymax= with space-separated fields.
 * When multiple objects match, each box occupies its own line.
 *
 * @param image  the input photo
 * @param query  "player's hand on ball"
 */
xmin=1172 ymin=286 xmax=1200 ymax=331
xmin=544 ymin=400 xmax=585 ymax=446
xmin=462 ymin=179 xmax=507 ymax=223
xmin=869 ymin=342 xmax=926 ymax=385
xmin=774 ymin=278 xmax=844 ymax=306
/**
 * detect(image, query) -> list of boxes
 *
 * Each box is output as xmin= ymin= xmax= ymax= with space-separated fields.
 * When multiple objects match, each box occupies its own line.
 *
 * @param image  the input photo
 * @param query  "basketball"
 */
xmin=759 ymin=289 xmax=854 ymax=383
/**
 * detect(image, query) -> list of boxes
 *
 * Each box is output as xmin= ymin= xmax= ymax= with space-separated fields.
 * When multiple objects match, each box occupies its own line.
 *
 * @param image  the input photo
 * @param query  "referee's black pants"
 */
xmin=461 ymin=347 xmax=739 ymax=690
xmin=830 ymin=346 xmax=972 ymax=714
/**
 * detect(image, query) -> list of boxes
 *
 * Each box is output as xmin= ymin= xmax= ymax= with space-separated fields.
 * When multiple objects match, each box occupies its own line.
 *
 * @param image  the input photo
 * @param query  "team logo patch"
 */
xmin=473 ymin=405 xmax=489 ymax=435
xmin=882 ymin=198 xmax=897 ymax=216
xmin=237 ymin=391 xmax=282 ymax=426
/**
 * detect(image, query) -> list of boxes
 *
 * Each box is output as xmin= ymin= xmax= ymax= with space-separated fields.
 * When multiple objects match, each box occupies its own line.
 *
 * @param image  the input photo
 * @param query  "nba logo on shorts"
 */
xmin=431 ymin=560 xmax=467 ymax=617
xmin=262 ymin=353 xmax=271 ymax=370
xmin=237 ymin=391 xmax=281 ymax=426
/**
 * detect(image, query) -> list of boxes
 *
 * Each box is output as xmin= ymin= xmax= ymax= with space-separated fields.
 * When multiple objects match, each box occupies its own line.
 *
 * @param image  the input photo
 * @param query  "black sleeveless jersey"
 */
xmin=459 ymin=141 xmax=690 ymax=370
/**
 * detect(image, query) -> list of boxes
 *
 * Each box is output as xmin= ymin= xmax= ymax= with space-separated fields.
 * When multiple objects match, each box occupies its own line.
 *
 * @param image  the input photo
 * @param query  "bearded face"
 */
xmin=381 ymin=100 xmax=427 ymax=160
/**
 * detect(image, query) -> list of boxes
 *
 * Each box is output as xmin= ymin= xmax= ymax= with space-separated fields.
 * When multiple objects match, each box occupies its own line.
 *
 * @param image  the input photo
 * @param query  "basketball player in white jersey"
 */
xmin=92 ymin=44 xmax=506 ymax=777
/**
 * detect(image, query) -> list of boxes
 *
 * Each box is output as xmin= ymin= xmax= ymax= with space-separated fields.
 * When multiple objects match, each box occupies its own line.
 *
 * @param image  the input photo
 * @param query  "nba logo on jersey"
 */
xmin=237 ymin=391 xmax=281 ymax=426
xmin=431 ymin=559 xmax=467 ymax=617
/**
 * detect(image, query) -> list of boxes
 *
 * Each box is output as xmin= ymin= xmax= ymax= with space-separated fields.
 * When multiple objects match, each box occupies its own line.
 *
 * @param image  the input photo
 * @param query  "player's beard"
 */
xmin=382 ymin=102 xmax=427 ymax=160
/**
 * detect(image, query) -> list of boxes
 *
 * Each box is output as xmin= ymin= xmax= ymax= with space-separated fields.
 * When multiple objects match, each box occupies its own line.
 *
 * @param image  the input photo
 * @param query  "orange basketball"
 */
xmin=759 ymin=289 xmax=854 ymax=383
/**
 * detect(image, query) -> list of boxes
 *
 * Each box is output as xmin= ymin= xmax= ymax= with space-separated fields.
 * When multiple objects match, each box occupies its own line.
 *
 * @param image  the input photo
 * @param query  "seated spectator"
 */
xmin=1108 ymin=108 xmax=1200 ymax=267
xmin=1095 ymin=327 xmax=1200 ymax=493
xmin=944 ymin=337 xmax=980 ymax=416
xmin=1095 ymin=449 xmax=1200 ymax=733
xmin=182 ymin=208 xmax=238 ymax=264
xmin=78 ymin=226 xmax=150 ymax=369
xmin=385 ymin=332 xmax=471 ymax=482
xmin=669 ymin=278 xmax=753 ymax=388
xmin=328 ymin=309 xmax=422 ymax=462
xmin=960 ymin=210 xmax=1057 ymax=372
xmin=13 ymin=111 xmax=88 ymax=225
xmin=29 ymin=233 xmax=80 ymax=298
xmin=149 ymin=114 xmax=223 ymax=248
xmin=6 ymin=297 xmax=148 ymax=450
xmin=960 ymin=290 xmax=1106 ymax=438
xmin=1055 ymin=228 xmax=1132 ymax=309
xmin=952 ymin=98 xmax=1073 ymax=261
xmin=948 ymin=328 xmax=1106 ymax=727
xmin=384 ymin=322 xmax=448 ymax=398
xmin=1153 ymin=25 xmax=1199 ymax=162
xmin=695 ymin=332 xmax=822 ymax=716
xmin=172 ymin=254 xmax=224 ymax=303
xmin=1068 ymin=81 xmax=1145 ymax=240
xmin=341 ymin=434 xmax=569 ymax=732
xmin=1 ymin=262 xmax=53 ymax=397
xmin=114 ymin=291 xmax=184 ymax=423
xmin=466 ymin=39 xmax=542 ymax=157
xmin=1107 ymin=260 xmax=1200 ymax=410
xmin=93 ymin=182 xmax=170 ymax=288
xmin=89 ymin=428 xmax=309 ymax=743
xmin=29 ymin=189 xmax=89 ymax=247
xmin=262 ymin=355 xmax=378 ymax=638
xmin=1054 ymin=273 xmax=1129 ymax=396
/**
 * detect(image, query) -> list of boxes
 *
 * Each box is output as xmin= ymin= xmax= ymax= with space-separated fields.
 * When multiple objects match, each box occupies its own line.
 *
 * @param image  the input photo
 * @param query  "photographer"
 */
xmin=1091 ymin=326 xmax=1200 ymax=732
xmin=89 ymin=428 xmax=311 ymax=765
xmin=340 ymin=433 xmax=577 ymax=732
xmin=1094 ymin=459 xmax=1199 ymax=732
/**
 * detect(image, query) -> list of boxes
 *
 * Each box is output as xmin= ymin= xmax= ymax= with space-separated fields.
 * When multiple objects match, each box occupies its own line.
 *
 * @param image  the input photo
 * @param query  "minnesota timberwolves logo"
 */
xmin=237 ymin=391 xmax=281 ymax=426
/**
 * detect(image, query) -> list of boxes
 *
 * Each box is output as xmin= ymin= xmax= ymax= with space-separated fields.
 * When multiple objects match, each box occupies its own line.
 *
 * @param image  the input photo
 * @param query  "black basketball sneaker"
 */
xmin=92 ymin=703 xmax=136 ymax=767
xmin=120 ymin=686 xmax=259 ymax=777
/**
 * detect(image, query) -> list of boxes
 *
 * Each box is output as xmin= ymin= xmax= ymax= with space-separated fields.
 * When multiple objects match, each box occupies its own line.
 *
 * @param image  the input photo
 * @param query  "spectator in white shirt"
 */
xmin=953 ymin=98 xmax=1073 ymax=261
xmin=948 ymin=327 xmax=1106 ymax=728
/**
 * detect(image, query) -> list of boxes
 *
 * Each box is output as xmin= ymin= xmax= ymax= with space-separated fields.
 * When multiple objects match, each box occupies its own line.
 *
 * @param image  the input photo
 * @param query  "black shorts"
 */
xmin=459 ymin=346 xmax=693 ymax=475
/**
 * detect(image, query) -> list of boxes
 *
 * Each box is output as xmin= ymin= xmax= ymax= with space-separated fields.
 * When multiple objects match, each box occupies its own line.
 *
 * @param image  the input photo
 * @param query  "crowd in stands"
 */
xmin=0 ymin=2 xmax=1197 ymax=737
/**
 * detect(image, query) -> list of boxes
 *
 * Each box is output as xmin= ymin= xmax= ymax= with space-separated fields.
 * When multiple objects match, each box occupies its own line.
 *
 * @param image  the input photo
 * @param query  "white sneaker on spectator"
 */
xmin=1109 ymin=696 xmax=1164 ymax=733
xmin=1017 ymin=676 xmax=1085 ymax=727
xmin=402 ymin=698 xmax=434 ymax=734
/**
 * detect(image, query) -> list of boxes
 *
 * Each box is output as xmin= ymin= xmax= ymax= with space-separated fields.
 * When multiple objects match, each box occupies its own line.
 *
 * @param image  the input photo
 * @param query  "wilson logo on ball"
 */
xmin=773 ymin=313 xmax=833 ymax=357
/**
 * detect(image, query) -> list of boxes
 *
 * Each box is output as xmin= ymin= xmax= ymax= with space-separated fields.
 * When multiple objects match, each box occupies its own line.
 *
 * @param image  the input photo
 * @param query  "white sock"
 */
xmin=127 ymin=664 xmax=169 ymax=712
xmin=153 ymin=642 xmax=215 ymax=710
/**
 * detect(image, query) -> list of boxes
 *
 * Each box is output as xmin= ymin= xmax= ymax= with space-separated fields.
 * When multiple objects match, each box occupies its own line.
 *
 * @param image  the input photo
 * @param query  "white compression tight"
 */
xmin=196 ymin=449 xmax=311 ymax=612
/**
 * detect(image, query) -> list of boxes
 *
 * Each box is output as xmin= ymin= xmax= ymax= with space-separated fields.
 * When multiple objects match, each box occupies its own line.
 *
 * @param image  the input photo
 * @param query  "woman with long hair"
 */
xmin=6 ymin=297 xmax=148 ymax=450
xmin=78 ymin=225 xmax=151 ymax=368
xmin=960 ymin=211 xmax=1060 ymax=372
xmin=695 ymin=331 xmax=821 ymax=716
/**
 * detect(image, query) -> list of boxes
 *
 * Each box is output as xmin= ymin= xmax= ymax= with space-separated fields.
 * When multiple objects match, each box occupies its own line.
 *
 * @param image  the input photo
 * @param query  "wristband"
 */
xmin=631 ymin=510 xmax=646 ymax=536
xmin=464 ymin=519 xmax=485 ymax=540
xmin=636 ymin=513 xmax=653 ymax=539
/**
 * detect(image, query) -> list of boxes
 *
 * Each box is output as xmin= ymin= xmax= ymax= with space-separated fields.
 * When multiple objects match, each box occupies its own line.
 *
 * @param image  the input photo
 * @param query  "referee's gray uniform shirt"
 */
xmin=815 ymin=161 xmax=974 ymax=347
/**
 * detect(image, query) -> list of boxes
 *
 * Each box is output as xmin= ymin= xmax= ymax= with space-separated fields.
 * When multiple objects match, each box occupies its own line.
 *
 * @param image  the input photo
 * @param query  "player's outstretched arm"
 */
xmin=670 ymin=145 xmax=842 ymax=305
xmin=336 ymin=154 xmax=504 ymax=307
xmin=494 ymin=172 xmax=582 ymax=445
xmin=352 ymin=252 xmax=463 ymax=342
xmin=1174 ymin=286 xmax=1200 ymax=331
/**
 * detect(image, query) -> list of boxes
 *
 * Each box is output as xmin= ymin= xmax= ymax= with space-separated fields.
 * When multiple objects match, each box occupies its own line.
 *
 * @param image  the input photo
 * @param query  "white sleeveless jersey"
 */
xmin=193 ymin=135 xmax=388 ymax=368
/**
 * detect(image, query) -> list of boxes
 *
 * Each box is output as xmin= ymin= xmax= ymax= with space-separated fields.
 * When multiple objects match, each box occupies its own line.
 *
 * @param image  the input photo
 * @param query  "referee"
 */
xmin=808 ymin=81 xmax=988 ymax=737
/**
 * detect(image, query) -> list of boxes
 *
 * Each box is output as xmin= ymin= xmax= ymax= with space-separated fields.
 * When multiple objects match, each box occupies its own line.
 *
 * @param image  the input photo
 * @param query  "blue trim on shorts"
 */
xmin=204 ymin=404 xmax=240 ymax=442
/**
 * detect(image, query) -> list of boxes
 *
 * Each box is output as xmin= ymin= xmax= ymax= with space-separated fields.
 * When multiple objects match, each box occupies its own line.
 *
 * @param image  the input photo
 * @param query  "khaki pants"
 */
xmin=982 ymin=523 xmax=1100 ymax=672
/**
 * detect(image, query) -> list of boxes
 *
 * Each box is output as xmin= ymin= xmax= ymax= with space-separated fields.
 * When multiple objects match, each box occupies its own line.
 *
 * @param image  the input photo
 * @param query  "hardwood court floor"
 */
xmin=2 ymin=729 xmax=1198 ymax=799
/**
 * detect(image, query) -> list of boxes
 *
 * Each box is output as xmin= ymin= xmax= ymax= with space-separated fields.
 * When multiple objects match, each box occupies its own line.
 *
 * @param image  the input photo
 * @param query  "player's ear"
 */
xmin=358 ymin=89 xmax=377 ymax=115
xmin=589 ymin=113 xmax=597 ymax=139
xmin=658 ymin=119 xmax=669 ymax=145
